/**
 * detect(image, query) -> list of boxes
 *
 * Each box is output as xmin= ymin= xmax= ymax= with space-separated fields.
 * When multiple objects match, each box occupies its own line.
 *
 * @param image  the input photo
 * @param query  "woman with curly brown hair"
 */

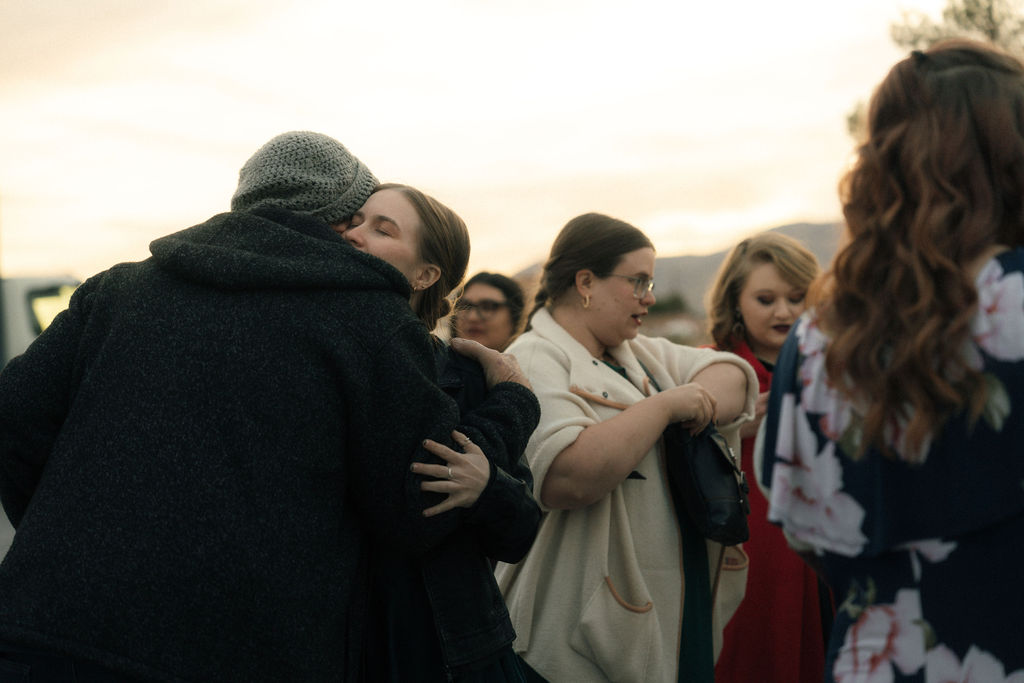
xmin=705 ymin=233 xmax=829 ymax=683
xmin=760 ymin=40 xmax=1024 ymax=681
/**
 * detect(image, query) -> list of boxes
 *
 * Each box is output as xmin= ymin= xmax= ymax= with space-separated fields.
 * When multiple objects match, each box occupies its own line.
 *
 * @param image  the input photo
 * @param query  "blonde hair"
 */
xmin=706 ymin=232 xmax=820 ymax=350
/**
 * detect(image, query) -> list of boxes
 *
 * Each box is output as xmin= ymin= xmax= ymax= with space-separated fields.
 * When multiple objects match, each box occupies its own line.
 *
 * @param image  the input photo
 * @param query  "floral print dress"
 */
xmin=760 ymin=248 xmax=1024 ymax=683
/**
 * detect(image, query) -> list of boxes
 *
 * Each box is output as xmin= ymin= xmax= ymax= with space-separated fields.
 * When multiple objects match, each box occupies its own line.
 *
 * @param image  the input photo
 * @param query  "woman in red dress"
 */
xmin=706 ymin=232 xmax=829 ymax=683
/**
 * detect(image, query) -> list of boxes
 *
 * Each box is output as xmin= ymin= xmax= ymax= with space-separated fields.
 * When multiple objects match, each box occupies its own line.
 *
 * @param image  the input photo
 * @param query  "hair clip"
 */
xmin=911 ymin=49 xmax=928 ymax=65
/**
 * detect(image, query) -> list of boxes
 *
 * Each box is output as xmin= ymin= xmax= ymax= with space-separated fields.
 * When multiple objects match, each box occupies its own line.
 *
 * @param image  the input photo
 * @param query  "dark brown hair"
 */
xmin=528 ymin=213 xmax=654 ymax=327
xmin=815 ymin=39 xmax=1024 ymax=459
xmin=452 ymin=271 xmax=526 ymax=341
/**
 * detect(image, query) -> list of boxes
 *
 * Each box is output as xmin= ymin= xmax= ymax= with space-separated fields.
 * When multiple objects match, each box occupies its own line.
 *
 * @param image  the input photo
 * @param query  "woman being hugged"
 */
xmin=0 ymin=133 xmax=538 ymax=682
xmin=706 ymin=233 xmax=830 ymax=683
xmin=760 ymin=40 xmax=1024 ymax=680
xmin=495 ymin=213 xmax=758 ymax=683
xmin=339 ymin=183 xmax=541 ymax=682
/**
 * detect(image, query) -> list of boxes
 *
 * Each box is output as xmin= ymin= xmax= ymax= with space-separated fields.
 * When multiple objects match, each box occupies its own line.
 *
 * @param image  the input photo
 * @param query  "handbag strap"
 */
xmin=637 ymin=360 xmax=662 ymax=393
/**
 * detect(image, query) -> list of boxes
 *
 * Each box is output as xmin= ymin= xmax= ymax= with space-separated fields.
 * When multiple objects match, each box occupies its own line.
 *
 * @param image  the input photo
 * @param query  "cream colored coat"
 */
xmin=495 ymin=308 xmax=757 ymax=683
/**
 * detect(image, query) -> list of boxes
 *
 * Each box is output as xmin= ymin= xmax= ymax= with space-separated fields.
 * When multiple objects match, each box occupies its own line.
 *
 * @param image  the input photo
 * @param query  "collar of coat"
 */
xmin=529 ymin=307 xmax=657 ymax=409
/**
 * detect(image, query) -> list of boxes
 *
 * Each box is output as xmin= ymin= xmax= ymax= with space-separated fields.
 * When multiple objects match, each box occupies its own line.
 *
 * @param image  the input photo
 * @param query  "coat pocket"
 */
xmin=569 ymin=575 xmax=660 ymax=683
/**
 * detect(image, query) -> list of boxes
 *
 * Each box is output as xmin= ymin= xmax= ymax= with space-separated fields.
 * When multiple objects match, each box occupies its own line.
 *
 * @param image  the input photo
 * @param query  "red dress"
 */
xmin=714 ymin=339 xmax=828 ymax=683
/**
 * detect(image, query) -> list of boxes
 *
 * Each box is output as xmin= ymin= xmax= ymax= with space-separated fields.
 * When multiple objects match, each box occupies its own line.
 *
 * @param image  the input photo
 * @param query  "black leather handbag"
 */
xmin=662 ymin=423 xmax=750 ymax=546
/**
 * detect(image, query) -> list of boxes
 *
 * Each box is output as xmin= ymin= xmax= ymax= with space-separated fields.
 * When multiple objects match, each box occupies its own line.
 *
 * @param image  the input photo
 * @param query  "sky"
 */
xmin=0 ymin=0 xmax=946 ymax=281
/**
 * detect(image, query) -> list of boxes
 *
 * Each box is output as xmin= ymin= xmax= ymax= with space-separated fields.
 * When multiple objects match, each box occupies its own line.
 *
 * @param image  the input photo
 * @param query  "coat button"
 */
xmin=602 ymin=391 xmax=608 ymax=398
xmin=592 ymin=360 xmax=599 ymax=365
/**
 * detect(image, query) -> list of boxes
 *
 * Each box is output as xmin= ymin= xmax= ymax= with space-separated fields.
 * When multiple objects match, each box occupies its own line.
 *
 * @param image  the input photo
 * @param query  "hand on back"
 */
xmin=450 ymin=337 xmax=531 ymax=390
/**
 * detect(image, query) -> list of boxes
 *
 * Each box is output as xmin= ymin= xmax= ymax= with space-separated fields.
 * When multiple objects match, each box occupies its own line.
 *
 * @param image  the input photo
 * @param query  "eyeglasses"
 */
xmin=608 ymin=274 xmax=655 ymax=299
xmin=454 ymin=299 xmax=508 ymax=320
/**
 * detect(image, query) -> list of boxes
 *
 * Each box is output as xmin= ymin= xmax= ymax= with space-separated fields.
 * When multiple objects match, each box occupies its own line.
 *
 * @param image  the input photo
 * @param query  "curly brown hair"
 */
xmin=814 ymin=39 xmax=1024 ymax=460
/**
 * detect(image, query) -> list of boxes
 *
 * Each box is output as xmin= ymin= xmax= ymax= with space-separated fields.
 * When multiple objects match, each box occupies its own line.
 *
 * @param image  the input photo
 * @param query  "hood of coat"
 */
xmin=149 ymin=206 xmax=412 ymax=294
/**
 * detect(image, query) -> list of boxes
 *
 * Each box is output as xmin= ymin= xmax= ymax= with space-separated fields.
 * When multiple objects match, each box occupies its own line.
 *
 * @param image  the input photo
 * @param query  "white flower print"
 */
xmin=794 ymin=314 xmax=942 ymax=462
xmin=926 ymin=644 xmax=1024 ymax=683
xmin=971 ymin=259 xmax=1024 ymax=362
xmin=833 ymin=589 xmax=927 ymax=683
xmin=898 ymin=539 xmax=957 ymax=581
xmin=796 ymin=316 xmax=853 ymax=441
xmin=769 ymin=392 xmax=868 ymax=556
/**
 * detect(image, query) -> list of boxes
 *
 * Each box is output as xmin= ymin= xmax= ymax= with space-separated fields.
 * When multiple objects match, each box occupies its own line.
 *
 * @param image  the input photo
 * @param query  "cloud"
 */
xmin=0 ymin=0 xmax=936 ymax=279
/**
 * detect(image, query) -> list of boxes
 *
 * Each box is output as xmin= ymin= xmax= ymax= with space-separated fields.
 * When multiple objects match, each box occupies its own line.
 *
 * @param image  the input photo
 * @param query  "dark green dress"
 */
xmin=604 ymin=360 xmax=715 ymax=683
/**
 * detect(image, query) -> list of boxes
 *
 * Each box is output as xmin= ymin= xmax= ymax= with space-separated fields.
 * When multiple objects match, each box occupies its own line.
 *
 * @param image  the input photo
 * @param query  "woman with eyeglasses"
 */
xmin=494 ymin=213 xmax=758 ymax=683
xmin=452 ymin=272 xmax=526 ymax=351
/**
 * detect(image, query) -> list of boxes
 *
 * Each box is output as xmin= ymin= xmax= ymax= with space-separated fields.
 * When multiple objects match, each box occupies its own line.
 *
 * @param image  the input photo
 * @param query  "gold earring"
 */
xmin=582 ymin=294 xmax=591 ymax=309
xmin=732 ymin=308 xmax=744 ymax=336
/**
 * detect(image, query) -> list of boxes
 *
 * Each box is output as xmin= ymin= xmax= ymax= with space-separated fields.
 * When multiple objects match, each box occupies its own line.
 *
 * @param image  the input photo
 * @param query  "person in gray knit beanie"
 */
xmin=230 ymin=131 xmax=378 ymax=225
xmin=0 ymin=122 xmax=540 ymax=683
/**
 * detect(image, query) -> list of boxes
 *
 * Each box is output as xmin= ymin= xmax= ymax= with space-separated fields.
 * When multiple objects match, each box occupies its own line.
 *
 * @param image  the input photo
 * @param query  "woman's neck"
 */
xmin=747 ymin=339 xmax=779 ymax=366
xmin=550 ymin=304 xmax=606 ymax=360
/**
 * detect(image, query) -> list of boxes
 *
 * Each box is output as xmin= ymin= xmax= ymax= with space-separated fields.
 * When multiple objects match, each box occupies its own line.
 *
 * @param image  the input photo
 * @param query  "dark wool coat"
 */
xmin=361 ymin=344 xmax=541 ymax=680
xmin=0 ymin=207 xmax=539 ymax=683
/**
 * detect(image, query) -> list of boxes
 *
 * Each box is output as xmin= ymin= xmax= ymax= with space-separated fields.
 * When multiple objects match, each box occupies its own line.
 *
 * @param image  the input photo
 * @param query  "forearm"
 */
xmin=374 ymin=380 xmax=538 ymax=556
xmin=691 ymin=362 xmax=751 ymax=424
xmin=453 ymin=382 xmax=540 ymax=470
xmin=467 ymin=462 xmax=541 ymax=563
xmin=347 ymin=323 xmax=471 ymax=556
xmin=541 ymin=393 xmax=673 ymax=509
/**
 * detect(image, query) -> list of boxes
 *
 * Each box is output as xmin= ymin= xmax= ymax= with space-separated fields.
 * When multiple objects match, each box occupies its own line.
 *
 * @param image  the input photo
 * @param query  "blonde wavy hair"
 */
xmin=706 ymin=232 xmax=820 ymax=351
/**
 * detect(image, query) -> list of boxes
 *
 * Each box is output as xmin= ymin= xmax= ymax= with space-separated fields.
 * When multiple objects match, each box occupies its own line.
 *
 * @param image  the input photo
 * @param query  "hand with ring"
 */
xmin=411 ymin=430 xmax=491 ymax=517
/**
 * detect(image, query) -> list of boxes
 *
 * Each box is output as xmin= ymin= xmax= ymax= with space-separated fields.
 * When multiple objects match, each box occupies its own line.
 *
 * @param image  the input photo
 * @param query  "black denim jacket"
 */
xmin=425 ymin=343 xmax=541 ymax=677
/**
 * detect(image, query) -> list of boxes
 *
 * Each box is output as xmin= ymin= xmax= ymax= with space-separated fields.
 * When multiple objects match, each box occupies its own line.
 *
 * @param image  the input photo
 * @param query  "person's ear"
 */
xmin=411 ymin=263 xmax=441 ymax=292
xmin=574 ymin=269 xmax=595 ymax=296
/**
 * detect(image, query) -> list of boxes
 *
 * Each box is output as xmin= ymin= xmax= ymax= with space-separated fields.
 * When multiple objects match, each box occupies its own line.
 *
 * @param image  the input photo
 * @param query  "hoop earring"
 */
xmin=582 ymin=294 xmax=591 ymax=309
xmin=732 ymin=308 xmax=744 ymax=337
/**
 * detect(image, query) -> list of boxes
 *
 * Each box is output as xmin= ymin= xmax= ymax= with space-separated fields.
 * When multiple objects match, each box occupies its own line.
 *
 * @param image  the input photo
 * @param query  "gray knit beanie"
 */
xmin=230 ymin=131 xmax=378 ymax=225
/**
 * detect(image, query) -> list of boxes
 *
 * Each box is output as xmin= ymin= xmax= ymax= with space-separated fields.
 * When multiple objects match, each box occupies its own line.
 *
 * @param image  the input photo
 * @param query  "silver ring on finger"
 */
xmin=447 ymin=466 xmax=454 ymax=480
